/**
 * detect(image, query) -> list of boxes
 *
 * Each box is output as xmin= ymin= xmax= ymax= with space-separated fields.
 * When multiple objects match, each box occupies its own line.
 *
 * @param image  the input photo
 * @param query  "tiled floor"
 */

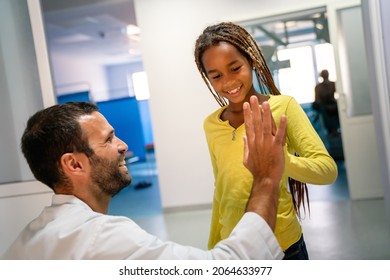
xmin=109 ymin=158 xmax=390 ymax=259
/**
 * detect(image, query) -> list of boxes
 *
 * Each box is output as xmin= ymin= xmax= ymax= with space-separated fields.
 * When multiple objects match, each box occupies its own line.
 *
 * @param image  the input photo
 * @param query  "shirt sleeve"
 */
xmin=283 ymin=97 xmax=338 ymax=184
xmin=89 ymin=213 xmax=283 ymax=260
xmin=210 ymin=212 xmax=284 ymax=260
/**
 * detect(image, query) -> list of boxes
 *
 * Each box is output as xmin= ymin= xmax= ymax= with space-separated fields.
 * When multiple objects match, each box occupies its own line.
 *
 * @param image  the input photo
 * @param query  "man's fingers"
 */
xmin=244 ymin=96 xmax=285 ymax=148
xmin=242 ymin=135 xmax=249 ymax=167
xmin=242 ymin=95 xmax=287 ymax=179
xmin=275 ymin=115 xmax=287 ymax=145
xmin=260 ymin=101 xmax=272 ymax=138
xmin=243 ymin=101 xmax=254 ymax=142
xmin=250 ymin=96 xmax=262 ymax=137
xmin=272 ymin=117 xmax=277 ymax=136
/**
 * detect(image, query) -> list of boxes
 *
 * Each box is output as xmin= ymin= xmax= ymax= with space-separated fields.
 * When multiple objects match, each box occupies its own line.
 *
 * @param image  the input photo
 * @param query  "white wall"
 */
xmin=361 ymin=0 xmax=390 ymax=227
xmin=377 ymin=0 xmax=390 ymax=229
xmin=134 ymin=0 xmax=350 ymax=208
xmin=0 ymin=0 xmax=53 ymax=254
xmin=0 ymin=0 xmax=44 ymax=183
xmin=50 ymin=52 xmax=110 ymax=102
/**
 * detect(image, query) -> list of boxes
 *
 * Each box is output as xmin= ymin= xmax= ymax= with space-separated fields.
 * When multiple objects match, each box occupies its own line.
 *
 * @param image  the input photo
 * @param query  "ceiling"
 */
xmin=242 ymin=7 xmax=329 ymax=47
xmin=41 ymin=1 xmax=328 ymax=64
xmin=41 ymin=0 xmax=141 ymax=61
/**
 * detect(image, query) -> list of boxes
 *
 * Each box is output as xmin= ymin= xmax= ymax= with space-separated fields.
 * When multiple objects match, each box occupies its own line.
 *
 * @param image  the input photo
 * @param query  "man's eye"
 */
xmin=106 ymin=137 xmax=113 ymax=143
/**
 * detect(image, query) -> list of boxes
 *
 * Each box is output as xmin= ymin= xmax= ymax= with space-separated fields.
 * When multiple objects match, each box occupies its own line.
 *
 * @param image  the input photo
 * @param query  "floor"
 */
xmin=109 ymin=158 xmax=162 ymax=218
xmin=108 ymin=157 xmax=390 ymax=260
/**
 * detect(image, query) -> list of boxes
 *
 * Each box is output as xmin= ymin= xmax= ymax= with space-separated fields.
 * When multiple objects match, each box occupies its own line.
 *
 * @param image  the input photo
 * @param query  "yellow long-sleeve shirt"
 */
xmin=204 ymin=95 xmax=338 ymax=250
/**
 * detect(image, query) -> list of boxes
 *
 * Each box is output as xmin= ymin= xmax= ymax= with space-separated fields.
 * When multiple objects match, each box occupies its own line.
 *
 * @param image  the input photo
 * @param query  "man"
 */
xmin=2 ymin=96 xmax=286 ymax=259
xmin=314 ymin=70 xmax=336 ymax=107
xmin=313 ymin=69 xmax=340 ymax=135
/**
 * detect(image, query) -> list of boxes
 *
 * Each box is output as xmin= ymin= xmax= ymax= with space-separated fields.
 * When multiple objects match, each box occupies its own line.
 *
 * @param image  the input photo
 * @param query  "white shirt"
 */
xmin=2 ymin=195 xmax=283 ymax=260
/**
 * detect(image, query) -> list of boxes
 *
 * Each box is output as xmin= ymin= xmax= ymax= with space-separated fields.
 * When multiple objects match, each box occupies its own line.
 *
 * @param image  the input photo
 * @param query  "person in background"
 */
xmin=194 ymin=22 xmax=338 ymax=260
xmin=313 ymin=69 xmax=340 ymax=135
xmin=2 ymin=98 xmax=286 ymax=260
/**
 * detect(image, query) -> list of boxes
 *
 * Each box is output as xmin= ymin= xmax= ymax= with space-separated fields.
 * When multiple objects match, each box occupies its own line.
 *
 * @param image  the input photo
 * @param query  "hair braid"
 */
xmin=194 ymin=21 xmax=310 ymax=219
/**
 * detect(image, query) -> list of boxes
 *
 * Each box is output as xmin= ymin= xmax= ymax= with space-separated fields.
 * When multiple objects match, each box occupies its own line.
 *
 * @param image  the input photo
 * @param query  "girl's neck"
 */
xmin=222 ymin=93 xmax=270 ymax=129
xmin=227 ymin=92 xmax=268 ymax=112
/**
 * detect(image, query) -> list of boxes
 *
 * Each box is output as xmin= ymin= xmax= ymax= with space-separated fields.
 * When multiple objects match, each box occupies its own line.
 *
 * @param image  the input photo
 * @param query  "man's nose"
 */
xmin=117 ymin=137 xmax=128 ymax=153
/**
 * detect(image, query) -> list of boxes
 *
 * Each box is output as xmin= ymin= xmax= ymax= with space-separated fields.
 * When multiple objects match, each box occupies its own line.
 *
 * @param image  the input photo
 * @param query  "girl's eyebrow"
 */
xmin=206 ymin=60 xmax=240 ymax=75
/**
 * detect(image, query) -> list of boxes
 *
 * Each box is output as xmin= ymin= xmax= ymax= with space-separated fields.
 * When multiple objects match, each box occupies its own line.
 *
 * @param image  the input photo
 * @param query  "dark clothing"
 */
xmin=315 ymin=80 xmax=336 ymax=105
xmin=283 ymin=234 xmax=309 ymax=260
xmin=313 ymin=80 xmax=340 ymax=134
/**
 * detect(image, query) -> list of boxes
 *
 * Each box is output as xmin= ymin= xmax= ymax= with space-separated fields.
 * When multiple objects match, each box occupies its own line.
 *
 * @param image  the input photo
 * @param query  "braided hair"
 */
xmin=194 ymin=22 xmax=310 ymax=219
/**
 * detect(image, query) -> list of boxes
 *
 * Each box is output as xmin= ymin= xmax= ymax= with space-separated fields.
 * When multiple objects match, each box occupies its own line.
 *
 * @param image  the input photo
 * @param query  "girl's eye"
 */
xmin=232 ymin=66 xmax=241 ymax=72
xmin=211 ymin=74 xmax=221 ymax=80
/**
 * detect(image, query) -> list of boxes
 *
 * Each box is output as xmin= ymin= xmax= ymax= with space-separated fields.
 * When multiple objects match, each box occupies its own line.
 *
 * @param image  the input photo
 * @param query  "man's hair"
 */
xmin=194 ymin=21 xmax=281 ymax=107
xmin=21 ymin=102 xmax=98 ymax=189
xmin=320 ymin=69 xmax=329 ymax=80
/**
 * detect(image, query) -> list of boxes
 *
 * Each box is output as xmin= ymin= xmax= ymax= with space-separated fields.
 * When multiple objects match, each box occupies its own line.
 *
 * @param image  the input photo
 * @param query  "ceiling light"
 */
xmin=312 ymin=13 xmax=322 ymax=19
xmin=129 ymin=35 xmax=141 ymax=42
xmin=126 ymin=24 xmax=140 ymax=36
xmin=315 ymin=23 xmax=324 ymax=30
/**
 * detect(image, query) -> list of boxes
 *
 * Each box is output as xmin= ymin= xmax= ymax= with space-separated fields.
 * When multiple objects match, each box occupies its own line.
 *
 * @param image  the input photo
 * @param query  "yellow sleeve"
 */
xmin=283 ymin=97 xmax=338 ymax=184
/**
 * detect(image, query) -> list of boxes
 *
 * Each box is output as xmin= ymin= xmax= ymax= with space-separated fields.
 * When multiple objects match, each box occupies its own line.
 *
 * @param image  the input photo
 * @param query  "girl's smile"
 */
xmin=225 ymin=85 xmax=242 ymax=97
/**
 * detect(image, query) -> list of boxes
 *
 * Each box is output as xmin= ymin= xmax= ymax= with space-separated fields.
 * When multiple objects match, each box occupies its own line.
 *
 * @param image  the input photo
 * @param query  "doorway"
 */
xmin=40 ymin=0 xmax=162 ymax=217
xmin=240 ymin=7 xmax=348 ymax=202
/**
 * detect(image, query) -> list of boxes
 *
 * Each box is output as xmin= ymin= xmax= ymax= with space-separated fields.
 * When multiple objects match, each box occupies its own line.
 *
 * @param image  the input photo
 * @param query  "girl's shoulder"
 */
xmin=268 ymin=94 xmax=298 ymax=110
xmin=268 ymin=94 xmax=295 ymax=104
xmin=204 ymin=106 xmax=227 ymax=121
xmin=268 ymin=95 xmax=304 ymax=120
xmin=203 ymin=106 xmax=228 ymax=129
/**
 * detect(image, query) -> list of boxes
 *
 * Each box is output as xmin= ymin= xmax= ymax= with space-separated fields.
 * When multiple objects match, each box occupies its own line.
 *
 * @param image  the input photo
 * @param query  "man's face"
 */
xmin=79 ymin=112 xmax=132 ymax=196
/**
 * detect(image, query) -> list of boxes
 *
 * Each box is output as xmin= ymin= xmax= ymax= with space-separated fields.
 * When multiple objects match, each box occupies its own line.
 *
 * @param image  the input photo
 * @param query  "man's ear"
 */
xmin=60 ymin=153 xmax=87 ymax=175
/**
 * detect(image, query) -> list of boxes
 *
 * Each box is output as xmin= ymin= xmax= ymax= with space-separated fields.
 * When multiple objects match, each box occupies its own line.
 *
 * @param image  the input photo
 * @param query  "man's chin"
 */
xmin=112 ymin=177 xmax=132 ymax=197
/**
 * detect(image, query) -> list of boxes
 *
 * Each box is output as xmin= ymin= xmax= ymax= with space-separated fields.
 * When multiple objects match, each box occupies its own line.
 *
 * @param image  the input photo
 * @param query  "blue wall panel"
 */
xmin=97 ymin=97 xmax=146 ymax=161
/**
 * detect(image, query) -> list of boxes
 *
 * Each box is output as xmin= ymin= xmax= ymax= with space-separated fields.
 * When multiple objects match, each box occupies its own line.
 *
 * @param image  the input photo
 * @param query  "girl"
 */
xmin=194 ymin=22 xmax=338 ymax=260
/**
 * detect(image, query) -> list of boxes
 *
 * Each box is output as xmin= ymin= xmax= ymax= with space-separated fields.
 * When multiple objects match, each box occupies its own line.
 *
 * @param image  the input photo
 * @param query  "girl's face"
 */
xmin=201 ymin=41 xmax=256 ymax=105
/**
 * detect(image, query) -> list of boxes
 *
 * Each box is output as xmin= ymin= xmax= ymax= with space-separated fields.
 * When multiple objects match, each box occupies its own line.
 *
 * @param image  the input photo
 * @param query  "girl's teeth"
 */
xmin=228 ymin=87 xmax=240 ymax=94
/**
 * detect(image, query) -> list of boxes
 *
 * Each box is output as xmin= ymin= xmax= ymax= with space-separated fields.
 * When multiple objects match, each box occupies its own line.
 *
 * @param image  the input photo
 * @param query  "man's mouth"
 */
xmin=119 ymin=159 xmax=128 ymax=170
